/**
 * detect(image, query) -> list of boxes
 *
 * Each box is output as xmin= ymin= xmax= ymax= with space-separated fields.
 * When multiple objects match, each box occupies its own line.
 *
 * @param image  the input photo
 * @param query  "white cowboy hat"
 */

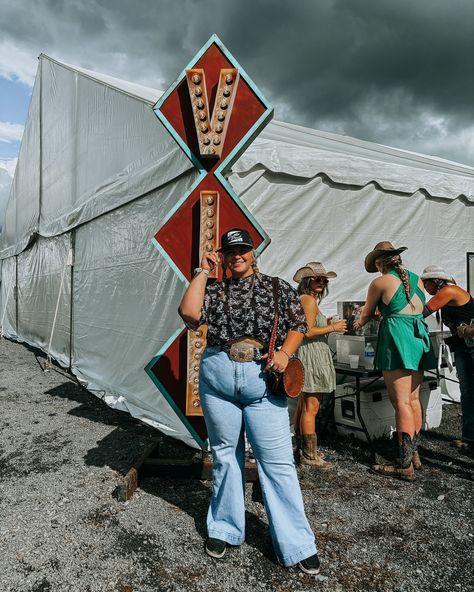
xmin=420 ymin=265 xmax=455 ymax=283
xmin=293 ymin=261 xmax=337 ymax=284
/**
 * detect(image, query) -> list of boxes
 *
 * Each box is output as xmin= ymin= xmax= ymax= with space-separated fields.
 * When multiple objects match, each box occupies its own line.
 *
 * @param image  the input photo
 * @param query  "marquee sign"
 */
xmin=146 ymin=35 xmax=273 ymax=449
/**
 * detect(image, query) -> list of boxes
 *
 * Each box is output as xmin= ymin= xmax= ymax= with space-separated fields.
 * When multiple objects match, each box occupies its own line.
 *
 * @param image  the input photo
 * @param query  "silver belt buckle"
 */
xmin=229 ymin=342 xmax=254 ymax=362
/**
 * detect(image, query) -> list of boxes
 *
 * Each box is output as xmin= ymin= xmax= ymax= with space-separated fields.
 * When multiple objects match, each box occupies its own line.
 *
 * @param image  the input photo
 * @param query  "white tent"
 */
xmin=1 ymin=55 xmax=473 ymax=448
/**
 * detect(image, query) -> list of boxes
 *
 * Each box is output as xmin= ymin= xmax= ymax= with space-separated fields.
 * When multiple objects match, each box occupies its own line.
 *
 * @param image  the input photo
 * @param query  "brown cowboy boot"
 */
xmin=300 ymin=434 xmax=333 ymax=469
xmin=293 ymin=429 xmax=301 ymax=462
xmin=371 ymin=432 xmax=415 ymax=482
xmin=412 ymin=431 xmax=422 ymax=470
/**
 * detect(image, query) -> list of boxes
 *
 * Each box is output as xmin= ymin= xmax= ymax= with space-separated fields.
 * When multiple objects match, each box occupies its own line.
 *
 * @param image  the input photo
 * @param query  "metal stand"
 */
xmin=334 ymin=363 xmax=384 ymax=456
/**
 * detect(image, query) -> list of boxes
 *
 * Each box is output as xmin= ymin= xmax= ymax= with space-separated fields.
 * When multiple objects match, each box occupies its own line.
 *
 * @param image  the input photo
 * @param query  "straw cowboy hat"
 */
xmin=293 ymin=261 xmax=337 ymax=283
xmin=364 ymin=241 xmax=407 ymax=273
xmin=420 ymin=265 xmax=455 ymax=284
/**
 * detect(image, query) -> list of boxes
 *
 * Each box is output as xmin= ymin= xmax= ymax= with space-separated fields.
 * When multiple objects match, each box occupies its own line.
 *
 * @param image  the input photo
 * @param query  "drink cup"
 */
xmin=331 ymin=314 xmax=344 ymax=334
xmin=349 ymin=354 xmax=359 ymax=369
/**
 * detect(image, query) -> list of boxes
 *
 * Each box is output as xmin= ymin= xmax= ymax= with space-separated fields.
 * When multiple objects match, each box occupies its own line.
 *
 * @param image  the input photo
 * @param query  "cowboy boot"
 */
xmin=293 ymin=429 xmax=301 ymax=462
xmin=412 ymin=431 xmax=422 ymax=470
xmin=300 ymin=434 xmax=333 ymax=469
xmin=374 ymin=431 xmax=398 ymax=465
xmin=371 ymin=432 xmax=415 ymax=482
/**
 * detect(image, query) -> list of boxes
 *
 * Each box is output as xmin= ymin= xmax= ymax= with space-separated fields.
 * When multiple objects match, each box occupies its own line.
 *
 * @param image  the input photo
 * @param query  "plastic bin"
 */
xmin=334 ymin=379 xmax=442 ymax=441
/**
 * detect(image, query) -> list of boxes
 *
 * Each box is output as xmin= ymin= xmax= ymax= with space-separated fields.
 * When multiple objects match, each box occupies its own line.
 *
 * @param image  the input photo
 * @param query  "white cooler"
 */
xmin=334 ymin=379 xmax=442 ymax=441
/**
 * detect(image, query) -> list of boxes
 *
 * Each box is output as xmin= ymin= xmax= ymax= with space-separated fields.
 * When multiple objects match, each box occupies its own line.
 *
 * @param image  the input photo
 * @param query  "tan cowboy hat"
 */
xmin=364 ymin=241 xmax=407 ymax=273
xmin=293 ymin=261 xmax=337 ymax=283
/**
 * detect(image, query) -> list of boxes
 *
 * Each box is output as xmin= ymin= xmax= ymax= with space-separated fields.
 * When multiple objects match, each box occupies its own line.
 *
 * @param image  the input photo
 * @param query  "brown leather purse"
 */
xmin=267 ymin=278 xmax=305 ymax=398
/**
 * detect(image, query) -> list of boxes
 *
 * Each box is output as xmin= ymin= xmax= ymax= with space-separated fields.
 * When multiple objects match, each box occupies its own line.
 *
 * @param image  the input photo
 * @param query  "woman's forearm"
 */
xmin=422 ymin=304 xmax=433 ymax=318
xmin=280 ymin=330 xmax=305 ymax=357
xmin=178 ymin=271 xmax=208 ymax=325
xmin=305 ymin=324 xmax=334 ymax=338
xmin=357 ymin=312 xmax=371 ymax=328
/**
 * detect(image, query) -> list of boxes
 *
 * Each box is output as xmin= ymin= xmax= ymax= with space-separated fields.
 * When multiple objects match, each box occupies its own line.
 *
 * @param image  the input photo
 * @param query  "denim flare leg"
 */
xmin=199 ymin=347 xmax=317 ymax=567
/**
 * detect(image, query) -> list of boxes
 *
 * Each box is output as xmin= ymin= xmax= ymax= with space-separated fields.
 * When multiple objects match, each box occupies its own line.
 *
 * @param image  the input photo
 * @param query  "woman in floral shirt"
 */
xmin=179 ymin=228 xmax=320 ymax=575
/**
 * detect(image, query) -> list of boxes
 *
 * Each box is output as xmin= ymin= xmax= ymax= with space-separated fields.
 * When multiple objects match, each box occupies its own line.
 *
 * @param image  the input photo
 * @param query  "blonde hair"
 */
xmin=378 ymin=254 xmax=414 ymax=309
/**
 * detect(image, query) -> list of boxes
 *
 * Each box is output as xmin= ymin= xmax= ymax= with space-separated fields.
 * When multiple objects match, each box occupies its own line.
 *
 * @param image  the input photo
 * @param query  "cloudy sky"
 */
xmin=1 ymin=0 xmax=474 ymax=180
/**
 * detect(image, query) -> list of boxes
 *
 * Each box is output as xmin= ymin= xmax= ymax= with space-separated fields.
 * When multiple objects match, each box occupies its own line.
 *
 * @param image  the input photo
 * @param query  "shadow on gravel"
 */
xmin=422 ymin=428 xmax=462 ymax=444
xmin=139 ymin=476 xmax=277 ymax=564
xmin=45 ymin=383 xmax=158 ymax=475
xmin=45 ymin=383 xmax=120 ymax=424
xmin=417 ymin=448 xmax=474 ymax=479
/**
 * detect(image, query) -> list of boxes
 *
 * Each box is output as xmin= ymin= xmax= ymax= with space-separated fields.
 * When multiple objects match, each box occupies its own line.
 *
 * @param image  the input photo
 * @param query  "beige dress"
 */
xmin=296 ymin=310 xmax=336 ymax=393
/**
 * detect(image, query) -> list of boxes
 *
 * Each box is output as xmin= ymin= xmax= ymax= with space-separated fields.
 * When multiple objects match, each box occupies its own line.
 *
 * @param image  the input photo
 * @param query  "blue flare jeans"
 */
xmin=199 ymin=347 xmax=317 ymax=567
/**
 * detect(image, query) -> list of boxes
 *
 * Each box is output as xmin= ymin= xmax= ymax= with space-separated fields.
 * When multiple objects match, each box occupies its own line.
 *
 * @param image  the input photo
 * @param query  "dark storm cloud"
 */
xmin=1 ymin=0 xmax=473 ymax=164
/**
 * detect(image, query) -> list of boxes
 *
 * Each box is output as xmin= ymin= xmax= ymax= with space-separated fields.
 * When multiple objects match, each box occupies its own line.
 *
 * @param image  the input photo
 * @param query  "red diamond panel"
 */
xmin=156 ymin=175 xmax=265 ymax=282
xmin=150 ymin=329 xmax=207 ymax=443
xmin=160 ymin=43 xmax=266 ymax=171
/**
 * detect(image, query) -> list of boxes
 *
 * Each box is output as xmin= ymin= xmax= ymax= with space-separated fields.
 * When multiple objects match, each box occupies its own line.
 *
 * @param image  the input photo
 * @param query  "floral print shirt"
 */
xmin=199 ymin=273 xmax=307 ymax=347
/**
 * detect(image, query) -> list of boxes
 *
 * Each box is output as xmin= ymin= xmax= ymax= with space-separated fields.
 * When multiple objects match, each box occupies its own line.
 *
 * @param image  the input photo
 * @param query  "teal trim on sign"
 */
xmin=156 ymin=169 xmax=206 ymax=228
xmin=149 ymin=35 xmax=274 ymax=448
xmin=153 ymin=108 xmax=204 ymax=172
xmin=150 ymin=168 xmax=207 ymax=285
xmin=145 ymin=327 xmax=209 ymax=450
xmin=151 ymin=237 xmax=188 ymax=286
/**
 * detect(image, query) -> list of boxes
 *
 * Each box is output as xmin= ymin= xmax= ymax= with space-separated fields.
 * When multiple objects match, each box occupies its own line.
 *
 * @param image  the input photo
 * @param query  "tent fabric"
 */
xmin=1 ymin=55 xmax=473 ymax=449
xmin=235 ymin=134 xmax=474 ymax=202
xmin=0 ymin=168 xmax=11 ymax=232
xmin=16 ymin=235 xmax=72 ymax=367
xmin=261 ymin=120 xmax=474 ymax=177
xmin=0 ymin=256 xmax=16 ymax=338
xmin=70 ymin=177 xmax=196 ymax=445
xmin=0 ymin=55 xmax=193 ymax=259
xmin=0 ymin=74 xmax=41 ymax=259
xmin=232 ymin=172 xmax=473 ymax=317
xmin=52 ymin=56 xmax=163 ymax=105
xmin=39 ymin=57 xmax=192 ymax=239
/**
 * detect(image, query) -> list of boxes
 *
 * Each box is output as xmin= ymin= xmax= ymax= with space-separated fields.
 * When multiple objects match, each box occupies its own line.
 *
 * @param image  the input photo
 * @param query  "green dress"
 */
xmin=375 ymin=270 xmax=436 ymax=371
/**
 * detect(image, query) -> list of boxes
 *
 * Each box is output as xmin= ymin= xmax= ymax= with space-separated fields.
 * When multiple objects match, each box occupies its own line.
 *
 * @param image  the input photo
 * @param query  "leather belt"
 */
xmin=221 ymin=341 xmax=267 ymax=362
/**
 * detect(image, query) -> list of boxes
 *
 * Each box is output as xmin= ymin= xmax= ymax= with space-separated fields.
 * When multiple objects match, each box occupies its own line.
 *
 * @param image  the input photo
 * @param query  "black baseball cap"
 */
xmin=217 ymin=228 xmax=254 ymax=252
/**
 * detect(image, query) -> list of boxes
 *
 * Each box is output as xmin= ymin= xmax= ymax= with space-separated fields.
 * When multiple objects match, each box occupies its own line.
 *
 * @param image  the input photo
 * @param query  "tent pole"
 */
xmin=15 ymin=255 xmax=18 ymax=336
xmin=45 ymin=245 xmax=71 ymax=370
xmin=69 ymin=231 xmax=75 ymax=372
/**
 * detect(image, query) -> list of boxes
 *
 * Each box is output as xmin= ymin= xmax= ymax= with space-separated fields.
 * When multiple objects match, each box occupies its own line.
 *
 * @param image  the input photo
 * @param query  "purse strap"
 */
xmin=268 ymin=277 xmax=279 ymax=361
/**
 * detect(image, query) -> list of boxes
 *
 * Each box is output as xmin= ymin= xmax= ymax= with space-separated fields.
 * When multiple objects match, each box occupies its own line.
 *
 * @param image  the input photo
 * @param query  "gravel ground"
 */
xmin=1 ymin=337 xmax=473 ymax=592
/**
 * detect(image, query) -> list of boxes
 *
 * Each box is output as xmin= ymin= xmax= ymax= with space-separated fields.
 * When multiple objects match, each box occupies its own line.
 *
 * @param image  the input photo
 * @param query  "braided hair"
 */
xmin=379 ymin=254 xmax=414 ymax=309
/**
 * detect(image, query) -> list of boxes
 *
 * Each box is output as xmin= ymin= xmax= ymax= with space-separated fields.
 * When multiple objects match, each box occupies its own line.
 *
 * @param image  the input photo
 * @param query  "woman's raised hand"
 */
xmin=201 ymin=250 xmax=219 ymax=272
xmin=331 ymin=319 xmax=347 ymax=333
